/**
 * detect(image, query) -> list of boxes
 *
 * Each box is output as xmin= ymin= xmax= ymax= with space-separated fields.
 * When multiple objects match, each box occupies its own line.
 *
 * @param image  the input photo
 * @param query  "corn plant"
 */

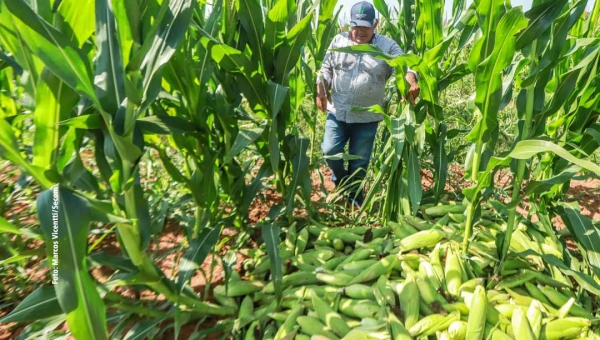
xmin=460 ymin=0 xmax=600 ymax=262
xmin=0 ymin=0 xmax=235 ymax=338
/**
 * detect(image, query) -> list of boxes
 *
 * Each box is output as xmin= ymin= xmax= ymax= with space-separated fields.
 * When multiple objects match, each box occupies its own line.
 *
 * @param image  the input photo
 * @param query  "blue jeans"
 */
xmin=321 ymin=113 xmax=379 ymax=199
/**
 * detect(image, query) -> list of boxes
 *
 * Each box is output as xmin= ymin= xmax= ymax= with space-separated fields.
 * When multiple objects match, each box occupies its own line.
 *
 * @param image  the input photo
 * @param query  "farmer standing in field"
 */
xmin=316 ymin=1 xmax=420 ymax=207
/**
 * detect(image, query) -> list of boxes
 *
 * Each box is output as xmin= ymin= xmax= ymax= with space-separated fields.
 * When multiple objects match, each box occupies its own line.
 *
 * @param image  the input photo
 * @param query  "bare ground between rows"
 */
xmin=1 ymin=166 xmax=599 ymax=339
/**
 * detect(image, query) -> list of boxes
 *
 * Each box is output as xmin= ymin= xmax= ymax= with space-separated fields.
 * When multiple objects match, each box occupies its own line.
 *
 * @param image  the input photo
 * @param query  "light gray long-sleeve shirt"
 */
xmin=319 ymin=32 xmax=408 ymax=123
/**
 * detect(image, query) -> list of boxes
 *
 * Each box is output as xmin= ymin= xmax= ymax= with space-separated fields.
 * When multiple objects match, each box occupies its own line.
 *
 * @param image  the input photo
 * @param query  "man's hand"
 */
xmin=316 ymin=95 xmax=328 ymax=113
xmin=316 ymin=81 xmax=330 ymax=113
xmin=406 ymin=73 xmax=420 ymax=106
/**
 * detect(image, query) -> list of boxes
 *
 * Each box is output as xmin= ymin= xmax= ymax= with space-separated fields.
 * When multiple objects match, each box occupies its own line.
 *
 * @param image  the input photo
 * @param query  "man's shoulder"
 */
xmin=374 ymin=34 xmax=398 ymax=47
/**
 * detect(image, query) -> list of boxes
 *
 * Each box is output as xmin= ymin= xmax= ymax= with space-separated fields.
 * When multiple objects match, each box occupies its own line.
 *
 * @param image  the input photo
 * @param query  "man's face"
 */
xmin=350 ymin=21 xmax=377 ymax=44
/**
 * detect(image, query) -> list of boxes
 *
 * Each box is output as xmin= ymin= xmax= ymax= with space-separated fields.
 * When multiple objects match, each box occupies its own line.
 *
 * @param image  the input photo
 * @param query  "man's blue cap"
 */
xmin=350 ymin=1 xmax=376 ymax=27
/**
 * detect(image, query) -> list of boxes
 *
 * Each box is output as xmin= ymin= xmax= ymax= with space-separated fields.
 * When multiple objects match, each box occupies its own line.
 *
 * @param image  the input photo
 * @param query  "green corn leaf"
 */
xmin=177 ymin=224 xmax=223 ymax=292
xmin=0 ymin=248 xmax=46 ymax=265
xmin=242 ymin=161 xmax=274 ymax=212
xmin=423 ymin=9 xmax=476 ymax=67
xmin=285 ymin=136 xmax=311 ymax=214
xmin=123 ymin=315 xmax=168 ymax=340
xmin=0 ymin=217 xmax=21 ymax=235
xmin=415 ymin=0 xmax=443 ymax=53
xmin=88 ymin=251 xmax=137 ymax=273
xmin=236 ymin=0 xmax=267 ymax=76
xmin=94 ymin=0 xmax=126 ymax=115
xmin=331 ymin=44 xmax=395 ymax=60
xmin=516 ymin=0 xmax=569 ymax=50
xmin=438 ymin=64 xmax=470 ymax=95
xmin=465 ymin=138 xmax=600 ymax=200
xmin=264 ymin=0 xmax=289 ymax=73
xmin=289 ymin=64 xmax=305 ymax=112
xmin=32 ymin=69 xmax=79 ymax=174
xmin=57 ymin=0 xmax=95 ymax=47
xmin=433 ymin=124 xmax=448 ymax=203
xmin=520 ymin=250 xmax=600 ymax=296
xmin=524 ymin=0 xmax=587 ymax=83
xmin=37 ymin=186 xmax=108 ymax=340
xmin=0 ymin=286 xmax=62 ymax=323
xmin=521 ymin=166 xmax=580 ymax=198
xmin=510 ymin=140 xmax=600 ymax=175
xmin=266 ymin=81 xmax=288 ymax=175
xmin=468 ymin=8 xmax=528 ymax=145
xmin=106 ymin=114 xmax=142 ymax=166
xmin=274 ymin=12 xmax=314 ymax=82
xmin=151 ymin=146 xmax=191 ymax=186
xmin=111 ymin=0 xmax=136 ymax=64
xmin=407 ymin=144 xmax=422 ymax=216
xmin=139 ymin=0 xmax=193 ymax=112
xmin=59 ymin=114 xmax=102 ymax=129
xmin=373 ymin=0 xmax=391 ymax=19
xmin=137 ymin=115 xmax=197 ymax=135
xmin=4 ymin=0 xmax=98 ymax=104
xmin=203 ymin=38 xmax=267 ymax=111
xmin=262 ymin=217 xmax=284 ymax=301
xmin=0 ymin=119 xmax=53 ymax=188
xmin=556 ymin=204 xmax=600 ymax=278
xmin=224 ymin=125 xmax=266 ymax=163
xmin=0 ymin=1 xmax=44 ymax=94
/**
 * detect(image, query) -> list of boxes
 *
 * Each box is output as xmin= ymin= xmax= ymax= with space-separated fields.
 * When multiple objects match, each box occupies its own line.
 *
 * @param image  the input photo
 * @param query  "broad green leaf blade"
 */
xmin=140 ymin=0 xmax=193 ymax=112
xmin=0 ymin=217 xmax=21 ymax=235
xmin=433 ymin=124 xmax=448 ymax=203
xmin=242 ymin=161 xmax=274 ymax=212
xmin=5 ymin=0 xmax=98 ymax=104
xmin=407 ymin=144 xmax=422 ymax=216
xmin=152 ymin=146 xmax=191 ymax=186
xmin=520 ymin=251 xmax=600 ymax=296
xmin=285 ymin=137 xmax=311 ymax=213
xmin=266 ymin=81 xmax=288 ymax=118
xmin=126 ymin=0 xmax=169 ymax=71
xmin=110 ymin=0 xmax=135 ymax=63
xmin=415 ymin=0 xmax=443 ymax=53
xmin=177 ymin=224 xmax=223 ymax=292
xmin=0 ymin=248 xmax=45 ymax=265
xmin=57 ymin=0 xmax=95 ymax=47
xmin=266 ymin=81 xmax=288 ymax=176
xmin=59 ymin=114 xmax=102 ymax=129
xmin=0 ymin=0 xmax=44 ymax=93
xmin=32 ymin=69 xmax=79 ymax=173
xmin=509 ymin=140 xmax=600 ymax=175
xmin=468 ymin=8 xmax=528 ymax=145
xmin=556 ymin=204 xmax=600 ymax=277
xmin=107 ymin=120 xmax=142 ymax=166
xmin=264 ymin=0 xmax=287 ymax=76
xmin=94 ymin=0 xmax=126 ymax=115
xmin=224 ymin=125 xmax=266 ymax=163
xmin=522 ymin=166 xmax=580 ymax=197
xmin=123 ymin=315 xmax=168 ymax=340
xmin=262 ymin=221 xmax=283 ymax=301
xmin=137 ymin=115 xmax=196 ymax=135
xmin=236 ymin=0 xmax=267 ymax=75
xmin=202 ymin=38 xmax=267 ymax=110
xmin=0 ymin=286 xmax=62 ymax=323
xmin=331 ymin=44 xmax=395 ymax=60
xmin=37 ymin=186 xmax=107 ymax=340
xmin=516 ymin=0 xmax=568 ymax=49
xmin=0 ymin=119 xmax=53 ymax=188
xmin=274 ymin=12 xmax=314 ymax=82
